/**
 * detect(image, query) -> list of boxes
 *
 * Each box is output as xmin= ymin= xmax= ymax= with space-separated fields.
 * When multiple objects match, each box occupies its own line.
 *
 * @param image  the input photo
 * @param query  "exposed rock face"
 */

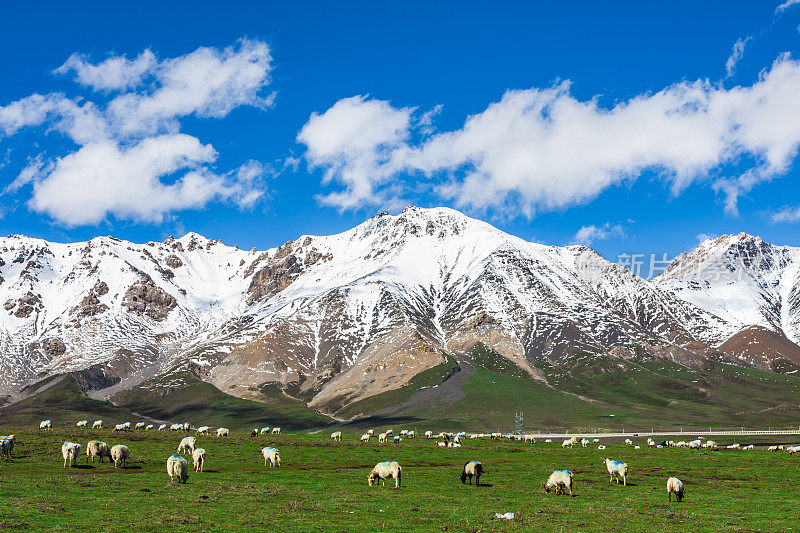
xmin=246 ymin=242 xmax=332 ymax=304
xmin=5 ymin=292 xmax=43 ymax=318
xmin=121 ymin=277 xmax=177 ymax=321
xmin=71 ymin=280 xmax=110 ymax=318
xmin=165 ymin=255 xmax=183 ymax=268
xmin=42 ymin=338 xmax=67 ymax=357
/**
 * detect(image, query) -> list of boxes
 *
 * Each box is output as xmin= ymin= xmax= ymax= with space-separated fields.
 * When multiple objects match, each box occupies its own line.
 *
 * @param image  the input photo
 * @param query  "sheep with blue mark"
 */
xmin=62 ymin=442 xmax=81 ymax=467
xmin=262 ymin=447 xmax=281 ymax=467
xmin=167 ymin=454 xmax=189 ymax=483
xmin=667 ymin=477 xmax=684 ymax=502
xmin=604 ymin=458 xmax=628 ymax=485
xmin=369 ymin=461 xmax=401 ymax=488
xmin=544 ymin=470 xmax=574 ymax=496
xmin=460 ymin=460 xmax=484 ymax=486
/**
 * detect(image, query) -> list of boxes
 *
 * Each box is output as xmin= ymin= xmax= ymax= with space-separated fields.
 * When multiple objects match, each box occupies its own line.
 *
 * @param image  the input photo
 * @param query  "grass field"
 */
xmin=1 ymin=427 xmax=799 ymax=531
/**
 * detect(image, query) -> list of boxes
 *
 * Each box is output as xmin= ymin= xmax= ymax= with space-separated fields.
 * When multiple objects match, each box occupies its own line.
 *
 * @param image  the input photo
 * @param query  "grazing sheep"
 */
xmin=378 ymin=433 xmax=387 ymax=444
xmin=367 ymin=429 xmax=375 ymax=436
xmin=667 ymin=476 xmax=684 ymax=502
xmin=562 ymin=437 xmax=577 ymax=448
xmin=437 ymin=441 xmax=447 ymax=447
xmin=158 ymin=424 xmax=167 ymax=431
xmin=0 ymin=438 xmax=13 ymax=458
xmin=271 ymin=427 xmax=281 ymax=435
xmin=251 ymin=429 xmax=258 ymax=437
xmin=385 ymin=429 xmax=393 ymax=436
xmin=393 ymin=435 xmax=401 ymax=443
xmin=634 ymin=445 xmax=641 ymax=450
xmin=408 ymin=431 xmax=416 ymax=438
xmin=113 ymin=423 xmax=127 ymax=432
xmin=260 ymin=427 xmax=270 ymax=435
xmin=0 ymin=435 xmax=15 ymax=457
xmin=604 ymin=458 xmax=628 ymax=485
xmin=545 ymin=439 xmax=552 ymax=443
xmin=192 ymin=448 xmax=206 ymax=472
xmin=177 ymin=436 xmax=197 ymax=454
xmin=167 ymin=455 xmax=189 ymax=484
xmin=182 ymin=423 xmax=191 ymax=433
xmin=581 ymin=438 xmax=589 ymax=448
xmin=86 ymin=440 xmax=111 ymax=463
xmin=597 ymin=444 xmax=607 ymax=450
xmin=368 ymin=461 xmax=401 ymax=488
xmin=76 ymin=420 xmax=88 ymax=428
xmin=593 ymin=438 xmax=600 ymax=443
xmin=135 ymin=422 xmax=146 ymax=430
xmin=92 ymin=420 xmax=103 ymax=429
xmin=424 ymin=431 xmax=433 ymax=438
xmin=39 ymin=420 xmax=52 ymax=430
xmin=216 ymin=428 xmax=229 ymax=437
xmin=448 ymin=442 xmax=462 ymax=448
xmin=647 ymin=438 xmax=656 ymax=447
xmin=624 ymin=438 xmax=633 ymax=445
xmin=523 ymin=435 xmax=535 ymax=443
xmin=786 ymin=445 xmax=800 ymax=454
xmin=688 ymin=440 xmax=701 ymax=450
xmin=169 ymin=423 xmax=183 ymax=432
xmin=704 ymin=440 xmax=718 ymax=450
xmin=460 ymin=460 xmax=483 ymax=486
xmin=727 ymin=443 xmax=741 ymax=450
xmin=145 ymin=424 xmax=154 ymax=430
xmin=331 ymin=431 xmax=342 ymax=441
xmin=196 ymin=426 xmax=211 ymax=435
xmin=743 ymin=444 xmax=755 ymax=450
xmin=400 ymin=430 xmax=409 ymax=436
xmin=62 ymin=442 xmax=82 ymax=467
xmin=111 ymin=445 xmax=130 ymax=468
xmin=544 ymin=470 xmax=574 ymax=496
xmin=262 ymin=447 xmax=281 ymax=467
xmin=361 ymin=434 xmax=371 ymax=442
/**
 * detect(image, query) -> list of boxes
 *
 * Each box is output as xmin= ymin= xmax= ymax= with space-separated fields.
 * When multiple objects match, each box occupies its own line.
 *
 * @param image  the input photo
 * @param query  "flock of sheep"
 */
xmin=24 ymin=420 xmax=800 ymax=497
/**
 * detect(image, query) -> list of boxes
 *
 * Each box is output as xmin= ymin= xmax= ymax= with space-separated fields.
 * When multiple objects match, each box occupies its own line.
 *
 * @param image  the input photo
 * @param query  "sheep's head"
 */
xmin=543 ymin=482 xmax=551 ymax=493
xmin=368 ymin=470 xmax=378 ymax=486
xmin=460 ymin=471 xmax=467 ymax=483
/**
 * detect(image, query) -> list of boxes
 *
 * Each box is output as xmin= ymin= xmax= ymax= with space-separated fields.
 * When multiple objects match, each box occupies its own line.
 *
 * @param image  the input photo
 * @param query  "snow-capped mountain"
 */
xmin=655 ymin=233 xmax=800 ymax=369
xmin=0 ymin=207 xmax=787 ymax=412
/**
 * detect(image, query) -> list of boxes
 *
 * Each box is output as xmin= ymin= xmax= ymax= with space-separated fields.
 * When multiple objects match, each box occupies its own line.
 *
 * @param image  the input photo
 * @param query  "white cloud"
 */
xmin=776 ymin=0 xmax=800 ymax=14
xmin=0 ymin=39 xmax=273 ymax=225
xmin=298 ymin=55 xmax=800 ymax=217
xmin=771 ymin=205 xmax=800 ymax=222
xmin=571 ymin=223 xmax=624 ymax=245
xmin=725 ymin=37 xmax=751 ymax=78
xmin=696 ymin=232 xmax=718 ymax=242
xmin=55 ymin=50 xmax=157 ymax=92
xmin=298 ymin=95 xmax=414 ymax=209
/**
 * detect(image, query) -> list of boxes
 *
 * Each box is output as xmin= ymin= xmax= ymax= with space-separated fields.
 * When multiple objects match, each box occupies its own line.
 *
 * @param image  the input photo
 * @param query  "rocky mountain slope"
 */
xmin=0 ymin=207 xmax=798 ymax=416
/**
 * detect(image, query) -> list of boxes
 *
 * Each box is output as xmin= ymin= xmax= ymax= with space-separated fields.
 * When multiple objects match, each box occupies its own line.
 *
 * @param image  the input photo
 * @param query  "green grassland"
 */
xmin=0 ymin=428 xmax=799 ymax=531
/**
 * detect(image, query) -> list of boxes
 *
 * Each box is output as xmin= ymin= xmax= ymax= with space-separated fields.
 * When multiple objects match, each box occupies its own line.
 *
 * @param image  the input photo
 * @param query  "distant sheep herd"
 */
xmin=1 ymin=420 xmax=793 ymax=494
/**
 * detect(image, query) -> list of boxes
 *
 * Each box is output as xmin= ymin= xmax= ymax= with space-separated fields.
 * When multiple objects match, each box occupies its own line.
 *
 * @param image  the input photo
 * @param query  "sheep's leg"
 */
xmin=568 ymin=485 xmax=573 ymax=497
xmin=668 ymin=492 xmax=672 ymax=502
xmin=623 ymin=475 xmax=626 ymax=486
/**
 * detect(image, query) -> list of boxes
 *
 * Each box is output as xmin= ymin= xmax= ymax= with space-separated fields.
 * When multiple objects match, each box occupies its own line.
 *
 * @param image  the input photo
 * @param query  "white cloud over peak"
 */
xmin=771 ymin=205 xmax=800 ymax=223
xmin=571 ymin=223 xmax=625 ymax=245
xmin=298 ymin=55 xmax=800 ymax=217
xmin=725 ymin=37 xmax=751 ymax=78
xmin=776 ymin=0 xmax=800 ymax=14
xmin=0 ymin=39 xmax=273 ymax=226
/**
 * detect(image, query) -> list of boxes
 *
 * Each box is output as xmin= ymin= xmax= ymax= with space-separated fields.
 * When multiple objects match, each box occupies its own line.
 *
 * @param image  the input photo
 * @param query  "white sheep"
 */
xmin=385 ymin=429 xmax=393 ymax=435
xmin=169 ymin=423 xmax=183 ymax=432
xmin=634 ymin=445 xmax=641 ymax=450
xmin=448 ymin=442 xmax=462 ymax=448
xmin=271 ymin=427 xmax=281 ymax=435
xmin=113 ymin=423 xmax=128 ymax=432
xmin=604 ymin=458 xmax=628 ymax=485
xmin=192 ymin=448 xmax=206 ymax=472
xmin=378 ymin=433 xmax=387 ymax=444
xmin=424 ymin=430 xmax=433 ymax=438
xmin=0 ymin=437 xmax=13 ymax=458
xmin=408 ymin=431 xmax=416 ymax=438
xmin=581 ymin=438 xmax=589 ymax=447
xmin=727 ymin=443 xmax=741 ymax=450
xmin=688 ymin=440 xmax=701 ymax=450
xmin=135 ymin=422 xmax=146 ymax=430
xmin=111 ymin=445 xmax=130 ymax=468
xmin=624 ymin=438 xmax=633 ymax=445
xmin=39 ymin=420 xmax=52 ymax=430
xmin=182 ymin=423 xmax=191 ymax=433
xmin=167 ymin=454 xmax=189 ymax=484
xmin=460 ymin=460 xmax=483 ymax=486
xmin=786 ymin=445 xmax=800 ymax=454
xmin=393 ymin=435 xmax=401 ymax=443
xmin=367 ymin=429 xmax=375 ymax=436
xmin=597 ymin=444 xmax=607 ymax=450
xmin=62 ymin=442 xmax=81 ymax=467
xmin=437 ymin=441 xmax=446 ymax=447
xmin=177 ymin=436 xmax=196 ymax=454
xmin=647 ymin=438 xmax=656 ymax=447
xmin=158 ymin=424 xmax=167 ymax=431
xmin=86 ymin=440 xmax=111 ymax=463
xmin=743 ymin=444 xmax=755 ymax=450
xmin=145 ymin=424 xmax=154 ymax=430
xmin=592 ymin=438 xmax=600 ymax=443
xmin=196 ymin=426 xmax=211 ymax=435
xmin=216 ymin=427 xmax=229 ymax=437
xmin=92 ymin=420 xmax=103 ymax=429
xmin=667 ymin=476 xmax=684 ymax=502
xmin=544 ymin=470 xmax=574 ymax=496
xmin=704 ymin=440 xmax=718 ymax=450
xmin=251 ymin=428 xmax=258 ymax=437
xmin=331 ymin=431 xmax=342 ymax=441
xmin=262 ymin=447 xmax=281 ymax=467
xmin=76 ymin=420 xmax=88 ymax=428
xmin=368 ymin=461 xmax=401 ymax=488
xmin=360 ymin=433 xmax=370 ymax=442
xmin=562 ymin=437 xmax=577 ymax=448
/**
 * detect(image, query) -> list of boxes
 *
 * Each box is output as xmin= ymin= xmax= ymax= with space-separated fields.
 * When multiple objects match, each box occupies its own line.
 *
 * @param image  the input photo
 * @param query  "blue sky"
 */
xmin=1 ymin=1 xmax=800 ymax=271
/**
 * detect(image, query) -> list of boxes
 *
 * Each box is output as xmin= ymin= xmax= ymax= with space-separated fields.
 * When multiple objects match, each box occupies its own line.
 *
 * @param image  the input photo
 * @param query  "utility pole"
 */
xmin=514 ymin=412 xmax=523 ymax=436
